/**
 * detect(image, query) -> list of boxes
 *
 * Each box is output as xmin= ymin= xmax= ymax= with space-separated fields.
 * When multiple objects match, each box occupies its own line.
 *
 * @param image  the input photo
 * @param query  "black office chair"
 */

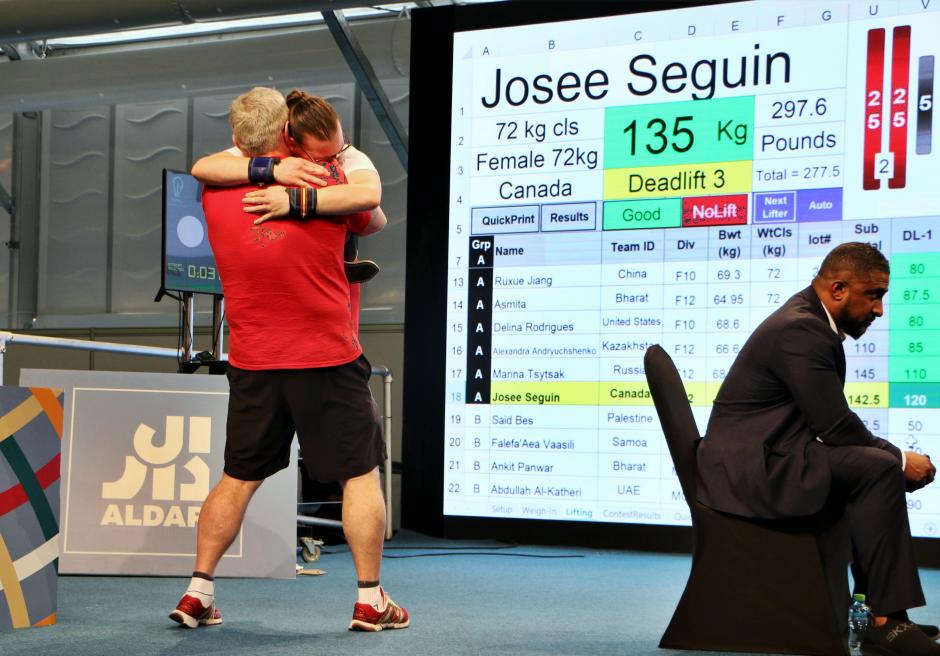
xmin=644 ymin=344 xmax=850 ymax=656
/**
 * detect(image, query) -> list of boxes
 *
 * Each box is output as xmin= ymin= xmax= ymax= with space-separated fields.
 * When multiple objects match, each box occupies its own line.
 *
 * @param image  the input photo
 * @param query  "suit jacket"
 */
xmin=696 ymin=286 xmax=900 ymax=518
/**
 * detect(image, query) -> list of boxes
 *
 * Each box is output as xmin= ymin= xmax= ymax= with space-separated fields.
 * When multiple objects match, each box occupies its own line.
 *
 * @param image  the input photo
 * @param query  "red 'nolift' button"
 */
xmin=681 ymin=194 xmax=748 ymax=227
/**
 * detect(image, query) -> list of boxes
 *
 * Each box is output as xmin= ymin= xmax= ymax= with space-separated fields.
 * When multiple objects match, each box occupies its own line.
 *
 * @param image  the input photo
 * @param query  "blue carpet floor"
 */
xmin=4 ymin=531 xmax=940 ymax=656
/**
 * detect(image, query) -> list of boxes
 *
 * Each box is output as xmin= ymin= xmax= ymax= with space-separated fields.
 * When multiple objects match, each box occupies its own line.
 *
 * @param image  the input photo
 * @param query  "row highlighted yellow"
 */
xmin=490 ymin=381 xmax=716 ymax=406
xmin=489 ymin=381 xmax=890 ymax=408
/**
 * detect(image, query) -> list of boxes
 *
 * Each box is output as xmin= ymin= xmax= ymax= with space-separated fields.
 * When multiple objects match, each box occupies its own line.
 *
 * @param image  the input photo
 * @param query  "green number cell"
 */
xmin=890 ymin=329 xmax=940 ymax=356
xmin=889 ymin=279 xmax=940 ymax=304
xmin=890 ymin=305 xmax=940 ymax=331
xmin=604 ymin=96 xmax=754 ymax=169
xmin=891 ymin=253 xmax=940 ymax=278
xmin=889 ymin=356 xmax=940 ymax=383
xmin=890 ymin=383 xmax=940 ymax=408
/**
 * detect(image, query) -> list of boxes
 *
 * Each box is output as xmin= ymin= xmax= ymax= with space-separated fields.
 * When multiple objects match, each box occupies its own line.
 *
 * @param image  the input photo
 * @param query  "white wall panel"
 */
xmin=39 ymin=108 xmax=110 ymax=313
xmin=111 ymin=100 xmax=188 ymax=312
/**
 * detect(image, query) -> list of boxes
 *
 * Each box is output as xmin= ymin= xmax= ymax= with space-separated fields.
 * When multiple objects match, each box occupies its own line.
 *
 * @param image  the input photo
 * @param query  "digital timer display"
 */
xmin=161 ymin=170 xmax=223 ymax=296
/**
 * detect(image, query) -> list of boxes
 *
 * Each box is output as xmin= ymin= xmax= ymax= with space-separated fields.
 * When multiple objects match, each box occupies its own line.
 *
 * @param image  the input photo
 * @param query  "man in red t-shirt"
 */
xmin=170 ymin=87 xmax=407 ymax=633
xmin=203 ymin=160 xmax=369 ymax=369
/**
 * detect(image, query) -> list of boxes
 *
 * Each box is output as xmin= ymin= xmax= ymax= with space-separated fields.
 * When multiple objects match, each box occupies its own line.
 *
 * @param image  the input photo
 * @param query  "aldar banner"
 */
xmin=19 ymin=369 xmax=296 ymax=578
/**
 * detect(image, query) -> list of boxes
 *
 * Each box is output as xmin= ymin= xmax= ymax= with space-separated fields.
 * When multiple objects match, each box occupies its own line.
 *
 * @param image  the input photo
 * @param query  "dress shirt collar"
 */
xmin=820 ymin=302 xmax=845 ymax=341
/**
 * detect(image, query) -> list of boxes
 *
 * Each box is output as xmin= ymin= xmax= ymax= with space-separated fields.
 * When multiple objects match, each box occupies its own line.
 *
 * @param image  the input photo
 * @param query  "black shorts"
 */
xmin=223 ymin=355 xmax=386 ymax=483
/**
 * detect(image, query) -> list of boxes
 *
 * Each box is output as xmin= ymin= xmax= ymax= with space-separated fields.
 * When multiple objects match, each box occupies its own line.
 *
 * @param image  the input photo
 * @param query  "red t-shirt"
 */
xmin=350 ymin=280 xmax=361 ymax=338
xmin=203 ymin=163 xmax=371 ymax=370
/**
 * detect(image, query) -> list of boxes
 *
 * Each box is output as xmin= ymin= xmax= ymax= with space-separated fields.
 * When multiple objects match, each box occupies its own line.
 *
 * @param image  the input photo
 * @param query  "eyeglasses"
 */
xmin=328 ymin=141 xmax=352 ymax=161
xmin=300 ymin=141 xmax=350 ymax=165
xmin=288 ymin=123 xmax=350 ymax=162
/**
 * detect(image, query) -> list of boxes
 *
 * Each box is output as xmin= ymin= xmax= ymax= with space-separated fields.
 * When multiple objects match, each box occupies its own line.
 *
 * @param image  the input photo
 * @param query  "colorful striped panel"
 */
xmin=0 ymin=454 xmax=59 ymax=516
xmin=0 ymin=387 xmax=63 ymax=631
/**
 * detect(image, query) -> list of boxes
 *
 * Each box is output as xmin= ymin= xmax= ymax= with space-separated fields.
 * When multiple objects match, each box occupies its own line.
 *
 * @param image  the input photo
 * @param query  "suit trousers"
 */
xmin=823 ymin=445 xmax=925 ymax=615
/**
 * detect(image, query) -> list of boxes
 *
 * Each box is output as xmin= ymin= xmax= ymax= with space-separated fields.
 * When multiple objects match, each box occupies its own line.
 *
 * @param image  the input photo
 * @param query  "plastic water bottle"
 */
xmin=848 ymin=593 xmax=872 ymax=656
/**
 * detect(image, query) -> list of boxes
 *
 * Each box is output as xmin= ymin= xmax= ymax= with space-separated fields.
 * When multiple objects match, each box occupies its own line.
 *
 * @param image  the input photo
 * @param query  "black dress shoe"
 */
xmin=917 ymin=624 xmax=940 ymax=640
xmin=344 ymin=259 xmax=380 ymax=284
xmin=863 ymin=620 xmax=940 ymax=655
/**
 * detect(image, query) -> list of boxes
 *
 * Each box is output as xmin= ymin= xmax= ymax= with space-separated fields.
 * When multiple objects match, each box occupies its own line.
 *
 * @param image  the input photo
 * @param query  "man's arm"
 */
xmin=238 ymin=184 xmax=387 ymax=232
xmin=777 ymin=320 xmax=936 ymax=488
xmin=191 ymin=150 xmax=329 ymax=188
xmin=318 ymin=168 xmax=382 ymax=214
xmin=773 ymin=318 xmax=897 ymax=454
xmin=355 ymin=206 xmax=387 ymax=236
xmin=193 ymin=151 xmax=381 ymax=214
xmin=775 ymin=320 xmax=938 ymax=489
xmin=191 ymin=151 xmax=254 ymax=185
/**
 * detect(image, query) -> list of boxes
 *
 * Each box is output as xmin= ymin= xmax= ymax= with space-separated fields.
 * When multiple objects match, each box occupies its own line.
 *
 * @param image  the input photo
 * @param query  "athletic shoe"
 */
xmin=169 ymin=594 xmax=223 ymax=628
xmin=919 ymin=624 xmax=940 ymax=640
xmin=345 ymin=259 xmax=380 ymax=284
xmin=863 ymin=619 xmax=940 ymax=655
xmin=348 ymin=590 xmax=409 ymax=632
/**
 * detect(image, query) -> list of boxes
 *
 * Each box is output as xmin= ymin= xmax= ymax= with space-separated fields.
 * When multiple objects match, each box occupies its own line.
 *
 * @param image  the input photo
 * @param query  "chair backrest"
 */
xmin=644 ymin=344 xmax=700 ymax=506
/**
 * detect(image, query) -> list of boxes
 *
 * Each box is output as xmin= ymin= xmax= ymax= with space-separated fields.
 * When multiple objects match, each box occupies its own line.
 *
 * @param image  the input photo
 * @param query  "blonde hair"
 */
xmin=286 ymin=89 xmax=340 ymax=141
xmin=229 ymin=87 xmax=288 ymax=156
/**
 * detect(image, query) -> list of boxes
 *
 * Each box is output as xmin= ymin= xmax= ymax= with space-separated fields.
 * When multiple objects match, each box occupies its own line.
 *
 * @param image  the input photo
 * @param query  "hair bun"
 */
xmin=284 ymin=90 xmax=340 ymax=141
xmin=285 ymin=89 xmax=305 ymax=108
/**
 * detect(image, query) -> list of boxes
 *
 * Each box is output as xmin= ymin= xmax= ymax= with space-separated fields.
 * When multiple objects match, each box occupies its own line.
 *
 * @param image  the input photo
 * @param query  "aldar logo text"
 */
xmin=99 ymin=416 xmax=211 ymax=528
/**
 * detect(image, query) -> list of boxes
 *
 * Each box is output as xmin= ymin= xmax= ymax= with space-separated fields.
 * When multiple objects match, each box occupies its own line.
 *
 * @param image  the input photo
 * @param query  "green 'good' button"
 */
xmin=603 ymin=198 xmax=681 ymax=231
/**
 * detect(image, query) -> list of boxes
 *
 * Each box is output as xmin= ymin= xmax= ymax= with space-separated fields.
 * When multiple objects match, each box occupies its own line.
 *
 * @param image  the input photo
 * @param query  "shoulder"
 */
xmin=339 ymin=146 xmax=376 ymax=173
xmin=770 ymin=288 xmax=827 ymax=326
xmin=786 ymin=289 xmax=832 ymax=332
xmin=770 ymin=298 xmax=841 ymax=357
xmin=753 ymin=289 xmax=834 ymax=346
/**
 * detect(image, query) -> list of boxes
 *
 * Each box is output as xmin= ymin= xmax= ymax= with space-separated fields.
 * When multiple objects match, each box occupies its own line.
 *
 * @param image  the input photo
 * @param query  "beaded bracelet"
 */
xmin=287 ymin=187 xmax=317 ymax=218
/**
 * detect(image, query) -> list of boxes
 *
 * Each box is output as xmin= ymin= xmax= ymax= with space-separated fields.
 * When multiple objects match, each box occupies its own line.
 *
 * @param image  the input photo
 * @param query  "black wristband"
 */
xmin=287 ymin=187 xmax=316 ymax=218
xmin=248 ymin=156 xmax=280 ymax=184
xmin=288 ymin=187 xmax=300 ymax=216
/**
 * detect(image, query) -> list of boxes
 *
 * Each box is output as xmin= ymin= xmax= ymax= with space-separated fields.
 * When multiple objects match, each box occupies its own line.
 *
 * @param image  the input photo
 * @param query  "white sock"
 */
xmin=187 ymin=575 xmax=214 ymax=605
xmin=357 ymin=584 xmax=385 ymax=610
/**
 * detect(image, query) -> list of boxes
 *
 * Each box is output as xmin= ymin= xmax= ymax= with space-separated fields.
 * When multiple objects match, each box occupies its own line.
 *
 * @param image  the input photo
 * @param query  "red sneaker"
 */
xmin=348 ymin=590 xmax=409 ymax=632
xmin=169 ymin=594 xmax=223 ymax=628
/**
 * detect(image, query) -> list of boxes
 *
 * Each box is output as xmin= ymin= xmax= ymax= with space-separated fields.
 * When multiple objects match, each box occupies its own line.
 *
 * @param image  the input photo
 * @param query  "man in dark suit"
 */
xmin=697 ymin=242 xmax=938 ymax=656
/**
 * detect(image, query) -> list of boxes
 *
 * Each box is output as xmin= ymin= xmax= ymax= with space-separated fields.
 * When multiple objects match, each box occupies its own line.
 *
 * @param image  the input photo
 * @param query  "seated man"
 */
xmin=697 ymin=242 xmax=938 ymax=656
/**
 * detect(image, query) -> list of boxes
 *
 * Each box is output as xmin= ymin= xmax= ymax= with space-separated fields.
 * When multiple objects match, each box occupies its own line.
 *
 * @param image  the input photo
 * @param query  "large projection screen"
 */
xmin=403 ymin=0 xmax=940 ymax=546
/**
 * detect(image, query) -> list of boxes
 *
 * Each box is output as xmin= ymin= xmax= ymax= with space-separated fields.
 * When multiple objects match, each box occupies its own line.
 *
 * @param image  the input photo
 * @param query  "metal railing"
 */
xmin=0 ymin=330 xmax=395 ymax=539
